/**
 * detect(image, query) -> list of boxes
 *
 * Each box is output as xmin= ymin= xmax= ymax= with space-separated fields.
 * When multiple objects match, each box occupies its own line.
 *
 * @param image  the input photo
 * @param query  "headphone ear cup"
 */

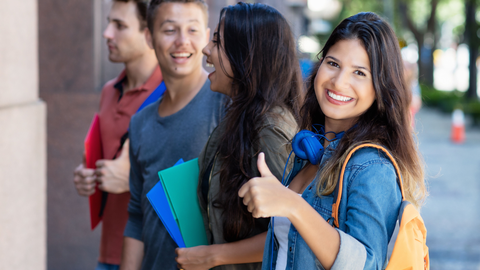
xmin=292 ymin=130 xmax=314 ymax=160
xmin=292 ymin=130 xmax=324 ymax=165
xmin=301 ymin=137 xmax=323 ymax=165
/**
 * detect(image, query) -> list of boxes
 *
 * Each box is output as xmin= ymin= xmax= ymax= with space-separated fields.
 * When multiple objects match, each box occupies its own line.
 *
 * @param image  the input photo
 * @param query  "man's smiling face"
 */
xmin=147 ymin=2 xmax=209 ymax=78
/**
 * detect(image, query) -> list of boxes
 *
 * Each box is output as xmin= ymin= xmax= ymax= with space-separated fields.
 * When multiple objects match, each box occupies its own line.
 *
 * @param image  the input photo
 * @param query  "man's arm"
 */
xmin=121 ymin=129 xmax=145 ymax=269
xmin=120 ymin=237 xmax=144 ymax=270
xmin=96 ymin=139 xmax=131 ymax=194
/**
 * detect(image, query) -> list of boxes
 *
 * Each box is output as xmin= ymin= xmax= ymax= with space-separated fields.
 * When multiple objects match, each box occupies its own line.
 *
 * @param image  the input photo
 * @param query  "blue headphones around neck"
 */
xmin=270 ymin=126 xmax=348 ymax=270
xmin=291 ymin=126 xmax=345 ymax=165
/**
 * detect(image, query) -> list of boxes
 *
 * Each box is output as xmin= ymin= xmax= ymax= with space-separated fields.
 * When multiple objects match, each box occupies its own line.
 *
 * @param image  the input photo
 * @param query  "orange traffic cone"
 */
xmin=451 ymin=109 xmax=465 ymax=144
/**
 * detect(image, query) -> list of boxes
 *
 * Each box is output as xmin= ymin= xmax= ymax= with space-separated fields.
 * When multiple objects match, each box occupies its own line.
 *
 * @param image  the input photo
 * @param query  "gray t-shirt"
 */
xmin=125 ymin=80 xmax=224 ymax=270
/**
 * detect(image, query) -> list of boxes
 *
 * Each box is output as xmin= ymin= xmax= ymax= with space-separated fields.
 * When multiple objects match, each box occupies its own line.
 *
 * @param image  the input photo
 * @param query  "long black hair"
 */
xmin=301 ymin=12 xmax=426 ymax=207
xmin=214 ymin=2 xmax=303 ymax=242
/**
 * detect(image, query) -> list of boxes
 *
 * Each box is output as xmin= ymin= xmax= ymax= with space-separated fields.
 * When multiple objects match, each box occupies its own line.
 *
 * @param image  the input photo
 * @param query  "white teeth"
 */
xmin=171 ymin=53 xmax=192 ymax=58
xmin=206 ymin=63 xmax=214 ymax=68
xmin=328 ymin=90 xmax=353 ymax=102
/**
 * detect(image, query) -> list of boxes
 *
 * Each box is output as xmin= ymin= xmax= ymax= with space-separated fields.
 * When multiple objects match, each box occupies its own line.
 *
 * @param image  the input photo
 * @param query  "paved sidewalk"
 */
xmin=415 ymin=107 xmax=480 ymax=270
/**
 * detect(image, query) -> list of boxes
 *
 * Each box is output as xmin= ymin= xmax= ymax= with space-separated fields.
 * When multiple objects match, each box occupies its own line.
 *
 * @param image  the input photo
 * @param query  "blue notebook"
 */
xmin=147 ymin=159 xmax=186 ymax=248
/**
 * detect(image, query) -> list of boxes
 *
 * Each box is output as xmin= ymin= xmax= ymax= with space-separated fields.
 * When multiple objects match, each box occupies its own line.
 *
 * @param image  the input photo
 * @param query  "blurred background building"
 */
xmin=1 ymin=0 xmax=479 ymax=269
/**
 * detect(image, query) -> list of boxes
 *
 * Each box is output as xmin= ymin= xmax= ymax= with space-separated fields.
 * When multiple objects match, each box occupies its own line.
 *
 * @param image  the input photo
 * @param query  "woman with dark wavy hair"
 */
xmin=239 ymin=12 xmax=427 ymax=269
xmin=175 ymin=2 xmax=303 ymax=270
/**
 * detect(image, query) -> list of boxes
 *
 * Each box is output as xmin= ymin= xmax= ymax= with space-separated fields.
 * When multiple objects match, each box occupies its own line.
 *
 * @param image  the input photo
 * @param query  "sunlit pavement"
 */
xmin=415 ymin=107 xmax=480 ymax=269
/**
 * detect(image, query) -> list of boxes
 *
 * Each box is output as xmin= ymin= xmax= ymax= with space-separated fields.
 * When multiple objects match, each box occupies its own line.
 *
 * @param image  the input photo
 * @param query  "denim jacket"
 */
xmin=262 ymin=140 xmax=402 ymax=270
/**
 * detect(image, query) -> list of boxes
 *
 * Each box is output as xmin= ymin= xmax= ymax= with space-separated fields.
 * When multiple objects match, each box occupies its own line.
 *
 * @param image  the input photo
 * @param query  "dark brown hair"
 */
xmin=213 ymin=2 xmax=303 ymax=242
xmin=114 ymin=0 xmax=149 ymax=30
xmin=301 ymin=12 xmax=426 ymax=207
xmin=146 ymin=0 xmax=208 ymax=32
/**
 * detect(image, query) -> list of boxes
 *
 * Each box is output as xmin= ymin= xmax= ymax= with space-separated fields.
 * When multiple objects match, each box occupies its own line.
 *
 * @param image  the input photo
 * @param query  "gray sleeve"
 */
xmin=330 ymin=229 xmax=367 ymax=270
xmin=124 ymin=120 xmax=143 ymax=241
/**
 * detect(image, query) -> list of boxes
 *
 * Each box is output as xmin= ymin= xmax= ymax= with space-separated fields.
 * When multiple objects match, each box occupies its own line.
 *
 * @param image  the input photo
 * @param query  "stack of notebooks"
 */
xmin=147 ymin=158 xmax=208 ymax=248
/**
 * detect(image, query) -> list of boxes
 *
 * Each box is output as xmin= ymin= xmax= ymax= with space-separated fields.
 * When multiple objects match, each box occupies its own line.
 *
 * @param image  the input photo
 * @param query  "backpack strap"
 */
xmin=331 ymin=143 xmax=406 ymax=228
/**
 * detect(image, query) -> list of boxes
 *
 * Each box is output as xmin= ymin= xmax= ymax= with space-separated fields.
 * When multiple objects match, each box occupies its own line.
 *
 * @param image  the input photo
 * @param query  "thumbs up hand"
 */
xmin=238 ymin=152 xmax=299 ymax=219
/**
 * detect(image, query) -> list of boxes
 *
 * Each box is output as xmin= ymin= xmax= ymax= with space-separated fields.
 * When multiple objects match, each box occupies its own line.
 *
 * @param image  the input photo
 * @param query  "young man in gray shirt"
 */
xmin=121 ymin=0 xmax=224 ymax=269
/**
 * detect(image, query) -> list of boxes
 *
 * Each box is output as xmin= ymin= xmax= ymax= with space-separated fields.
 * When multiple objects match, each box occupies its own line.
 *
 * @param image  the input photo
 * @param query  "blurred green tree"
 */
xmin=465 ymin=0 xmax=479 ymax=99
xmin=398 ymin=0 xmax=439 ymax=87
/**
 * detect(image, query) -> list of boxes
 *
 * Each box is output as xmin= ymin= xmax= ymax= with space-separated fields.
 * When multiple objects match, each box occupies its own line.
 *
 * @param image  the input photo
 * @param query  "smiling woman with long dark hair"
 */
xmin=239 ymin=12 xmax=427 ymax=270
xmin=175 ymin=2 xmax=303 ymax=270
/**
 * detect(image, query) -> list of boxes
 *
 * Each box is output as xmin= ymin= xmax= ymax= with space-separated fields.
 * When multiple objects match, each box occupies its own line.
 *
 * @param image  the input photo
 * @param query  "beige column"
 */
xmin=0 ymin=1 xmax=47 ymax=270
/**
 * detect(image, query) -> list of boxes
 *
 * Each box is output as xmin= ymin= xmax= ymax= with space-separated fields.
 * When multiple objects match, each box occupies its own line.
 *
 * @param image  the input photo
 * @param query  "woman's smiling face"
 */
xmin=315 ymin=38 xmax=376 ymax=130
xmin=202 ymin=23 xmax=233 ymax=96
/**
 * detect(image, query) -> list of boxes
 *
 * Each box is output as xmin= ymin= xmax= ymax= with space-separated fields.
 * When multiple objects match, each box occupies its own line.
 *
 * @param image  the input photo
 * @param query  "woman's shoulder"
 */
xmin=261 ymin=106 xmax=298 ymax=138
xmin=345 ymin=144 xmax=396 ymax=169
xmin=343 ymin=144 xmax=400 ymax=194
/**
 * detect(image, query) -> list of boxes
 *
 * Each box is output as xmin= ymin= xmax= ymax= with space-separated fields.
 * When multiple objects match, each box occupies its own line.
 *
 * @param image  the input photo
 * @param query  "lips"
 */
xmin=171 ymin=52 xmax=193 ymax=58
xmin=106 ymin=43 xmax=116 ymax=51
xmin=205 ymin=59 xmax=215 ymax=78
xmin=325 ymin=89 xmax=354 ymax=105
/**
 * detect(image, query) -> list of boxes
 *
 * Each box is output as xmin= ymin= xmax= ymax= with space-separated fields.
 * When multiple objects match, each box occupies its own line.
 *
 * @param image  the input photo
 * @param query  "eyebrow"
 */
xmin=107 ymin=17 xmax=126 ymax=24
xmin=326 ymin=56 xmax=371 ymax=73
xmin=160 ymin=19 xmax=201 ymax=27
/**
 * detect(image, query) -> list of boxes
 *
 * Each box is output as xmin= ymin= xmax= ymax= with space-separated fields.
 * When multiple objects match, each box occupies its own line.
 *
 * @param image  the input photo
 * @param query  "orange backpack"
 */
xmin=330 ymin=143 xmax=430 ymax=270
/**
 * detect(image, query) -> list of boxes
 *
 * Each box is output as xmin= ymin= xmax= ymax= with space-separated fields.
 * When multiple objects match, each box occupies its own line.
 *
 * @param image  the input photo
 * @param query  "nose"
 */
xmin=331 ymin=69 xmax=350 ymax=90
xmin=103 ymin=23 xmax=114 ymax=40
xmin=202 ymin=42 xmax=211 ymax=57
xmin=174 ymin=29 xmax=191 ymax=47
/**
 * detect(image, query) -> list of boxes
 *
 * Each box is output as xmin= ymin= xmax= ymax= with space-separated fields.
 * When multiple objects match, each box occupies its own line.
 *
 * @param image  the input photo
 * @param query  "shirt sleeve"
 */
xmin=123 ymin=119 xmax=144 ymax=241
xmin=330 ymin=161 xmax=402 ymax=270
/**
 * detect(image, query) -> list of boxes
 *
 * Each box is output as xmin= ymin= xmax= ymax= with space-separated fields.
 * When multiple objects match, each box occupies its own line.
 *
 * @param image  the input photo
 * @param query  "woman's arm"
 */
xmin=239 ymin=153 xmax=340 ymax=269
xmin=239 ymin=153 xmax=401 ymax=270
xmin=175 ymin=232 xmax=267 ymax=270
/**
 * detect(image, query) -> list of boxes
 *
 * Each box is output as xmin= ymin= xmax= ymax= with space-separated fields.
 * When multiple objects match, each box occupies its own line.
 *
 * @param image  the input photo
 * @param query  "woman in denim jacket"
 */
xmin=239 ymin=12 xmax=427 ymax=270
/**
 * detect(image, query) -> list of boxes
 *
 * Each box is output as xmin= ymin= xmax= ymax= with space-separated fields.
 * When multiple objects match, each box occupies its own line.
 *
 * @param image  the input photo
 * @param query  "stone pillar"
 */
xmin=0 ymin=1 xmax=47 ymax=269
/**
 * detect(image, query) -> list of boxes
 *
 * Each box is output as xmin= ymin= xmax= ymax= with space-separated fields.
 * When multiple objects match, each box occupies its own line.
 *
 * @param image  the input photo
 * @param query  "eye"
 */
xmin=164 ymin=29 xmax=175 ymax=34
xmin=354 ymin=70 xmax=366 ymax=76
xmin=327 ymin=61 xmax=339 ymax=68
xmin=116 ymin=22 xmax=126 ymax=30
xmin=189 ymin=28 xmax=198 ymax=33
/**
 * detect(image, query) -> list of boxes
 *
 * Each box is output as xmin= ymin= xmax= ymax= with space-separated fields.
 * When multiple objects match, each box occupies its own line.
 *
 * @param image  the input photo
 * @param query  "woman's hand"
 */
xmin=238 ymin=152 xmax=301 ymax=219
xmin=175 ymin=246 xmax=217 ymax=270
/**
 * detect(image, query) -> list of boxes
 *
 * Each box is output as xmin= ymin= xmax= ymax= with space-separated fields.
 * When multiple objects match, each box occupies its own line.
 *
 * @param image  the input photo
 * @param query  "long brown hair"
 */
xmin=301 ymin=12 xmax=426 ymax=207
xmin=214 ymin=2 xmax=303 ymax=242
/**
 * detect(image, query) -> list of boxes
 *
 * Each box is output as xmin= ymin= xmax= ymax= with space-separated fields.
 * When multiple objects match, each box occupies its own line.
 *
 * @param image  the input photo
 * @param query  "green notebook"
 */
xmin=158 ymin=158 xmax=208 ymax=247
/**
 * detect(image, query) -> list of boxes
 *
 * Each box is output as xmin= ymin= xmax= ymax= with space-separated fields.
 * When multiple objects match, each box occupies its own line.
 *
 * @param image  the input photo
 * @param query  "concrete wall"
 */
xmin=0 ymin=1 xmax=47 ymax=269
xmin=38 ymin=0 xmax=102 ymax=268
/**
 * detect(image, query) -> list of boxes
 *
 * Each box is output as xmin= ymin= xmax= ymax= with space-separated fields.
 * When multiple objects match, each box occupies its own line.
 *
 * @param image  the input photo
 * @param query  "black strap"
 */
xmin=114 ymin=132 xmax=130 ymax=159
xmin=98 ymin=131 xmax=129 ymax=218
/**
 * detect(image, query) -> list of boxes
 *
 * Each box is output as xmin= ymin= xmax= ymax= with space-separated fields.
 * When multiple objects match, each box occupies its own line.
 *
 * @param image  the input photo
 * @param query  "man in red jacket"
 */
xmin=72 ymin=1 xmax=161 ymax=269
